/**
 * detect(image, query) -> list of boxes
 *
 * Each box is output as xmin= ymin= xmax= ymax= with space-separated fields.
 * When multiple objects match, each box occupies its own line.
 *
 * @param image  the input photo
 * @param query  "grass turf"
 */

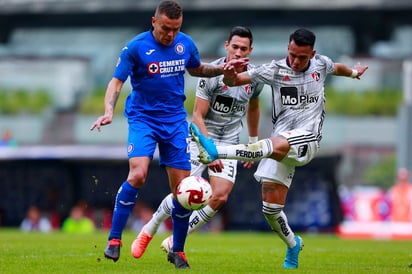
xmin=1 ymin=229 xmax=411 ymax=273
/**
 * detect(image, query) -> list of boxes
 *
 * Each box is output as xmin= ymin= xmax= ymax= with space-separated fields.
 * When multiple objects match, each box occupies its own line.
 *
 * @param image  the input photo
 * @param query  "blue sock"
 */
xmin=171 ymin=198 xmax=191 ymax=252
xmin=108 ymin=181 xmax=139 ymax=240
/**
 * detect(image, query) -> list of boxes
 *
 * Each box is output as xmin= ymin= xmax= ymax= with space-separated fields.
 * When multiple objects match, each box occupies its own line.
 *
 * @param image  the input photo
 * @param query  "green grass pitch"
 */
xmin=1 ymin=229 xmax=411 ymax=273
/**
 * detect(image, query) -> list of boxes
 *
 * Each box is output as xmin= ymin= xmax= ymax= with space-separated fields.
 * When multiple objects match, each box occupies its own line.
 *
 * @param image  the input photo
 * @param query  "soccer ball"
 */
xmin=176 ymin=176 xmax=212 ymax=210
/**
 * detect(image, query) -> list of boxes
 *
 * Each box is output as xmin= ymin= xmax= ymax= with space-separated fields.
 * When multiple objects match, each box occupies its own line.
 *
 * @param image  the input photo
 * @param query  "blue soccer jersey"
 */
xmin=114 ymin=30 xmax=201 ymax=123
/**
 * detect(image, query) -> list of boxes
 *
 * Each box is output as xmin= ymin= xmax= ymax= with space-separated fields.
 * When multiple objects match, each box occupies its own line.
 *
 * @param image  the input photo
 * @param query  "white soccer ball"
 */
xmin=176 ymin=176 xmax=212 ymax=210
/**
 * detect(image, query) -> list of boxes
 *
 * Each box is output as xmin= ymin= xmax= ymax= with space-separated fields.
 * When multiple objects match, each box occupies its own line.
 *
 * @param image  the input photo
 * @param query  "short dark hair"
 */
xmin=155 ymin=0 xmax=182 ymax=19
xmin=289 ymin=28 xmax=316 ymax=48
xmin=228 ymin=26 xmax=253 ymax=46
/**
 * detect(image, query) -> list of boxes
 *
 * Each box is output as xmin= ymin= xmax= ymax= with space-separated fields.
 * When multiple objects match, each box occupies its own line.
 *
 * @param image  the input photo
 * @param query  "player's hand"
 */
xmin=208 ymin=159 xmax=224 ymax=173
xmin=241 ymin=161 xmax=254 ymax=169
xmin=353 ymin=62 xmax=369 ymax=79
xmin=224 ymin=57 xmax=249 ymax=71
xmin=90 ymin=115 xmax=113 ymax=132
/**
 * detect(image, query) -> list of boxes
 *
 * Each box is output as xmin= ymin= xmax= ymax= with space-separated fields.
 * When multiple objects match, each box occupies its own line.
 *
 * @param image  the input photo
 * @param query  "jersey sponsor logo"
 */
xmin=235 ymin=149 xmax=263 ymax=159
xmin=280 ymin=87 xmax=319 ymax=105
xmin=276 ymin=216 xmax=290 ymax=236
xmin=147 ymin=59 xmax=186 ymax=74
xmin=175 ymin=43 xmax=185 ymax=55
xmin=279 ymin=68 xmax=291 ymax=75
xmin=145 ymin=49 xmax=156 ymax=55
xmin=212 ymin=95 xmax=245 ymax=113
xmin=189 ymin=216 xmax=200 ymax=228
xmin=190 ymin=159 xmax=201 ymax=167
xmin=148 ymin=62 xmax=160 ymax=74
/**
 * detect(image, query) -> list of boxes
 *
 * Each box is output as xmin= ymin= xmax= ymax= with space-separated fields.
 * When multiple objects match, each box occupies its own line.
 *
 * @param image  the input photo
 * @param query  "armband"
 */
xmin=248 ymin=136 xmax=259 ymax=143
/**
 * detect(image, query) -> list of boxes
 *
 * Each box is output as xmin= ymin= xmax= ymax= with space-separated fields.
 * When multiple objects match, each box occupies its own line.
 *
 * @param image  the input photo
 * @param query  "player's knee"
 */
xmin=127 ymin=167 xmax=147 ymax=187
xmin=271 ymin=137 xmax=290 ymax=161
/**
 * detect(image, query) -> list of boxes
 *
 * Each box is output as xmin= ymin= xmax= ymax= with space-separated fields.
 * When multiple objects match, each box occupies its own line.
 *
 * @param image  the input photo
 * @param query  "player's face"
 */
xmin=287 ymin=40 xmax=316 ymax=72
xmin=151 ymin=14 xmax=182 ymax=46
xmin=224 ymin=36 xmax=252 ymax=71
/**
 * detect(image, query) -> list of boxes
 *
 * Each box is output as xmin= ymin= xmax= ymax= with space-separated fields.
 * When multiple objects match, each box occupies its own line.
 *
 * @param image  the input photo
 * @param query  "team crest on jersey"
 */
xmin=244 ymin=85 xmax=251 ymax=94
xmin=175 ymin=43 xmax=185 ymax=55
xmin=198 ymin=79 xmax=206 ymax=89
xmin=311 ymin=72 xmax=320 ymax=81
xmin=148 ymin=62 xmax=160 ymax=74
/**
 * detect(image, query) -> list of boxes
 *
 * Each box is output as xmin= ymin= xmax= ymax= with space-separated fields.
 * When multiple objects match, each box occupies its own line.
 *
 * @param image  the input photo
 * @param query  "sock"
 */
xmin=187 ymin=205 xmax=217 ymax=234
xmin=171 ymin=197 xmax=191 ymax=252
xmin=262 ymin=201 xmax=296 ymax=248
xmin=217 ymin=139 xmax=273 ymax=162
xmin=144 ymin=193 xmax=174 ymax=236
xmin=108 ymin=181 xmax=139 ymax=240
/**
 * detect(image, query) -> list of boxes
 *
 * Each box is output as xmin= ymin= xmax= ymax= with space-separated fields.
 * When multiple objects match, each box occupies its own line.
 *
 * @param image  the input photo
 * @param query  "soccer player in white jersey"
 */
xmin=131 ymin=26 xmax=264 ymax=259
xmin=190 ymin=28 xmax=368 ymax=269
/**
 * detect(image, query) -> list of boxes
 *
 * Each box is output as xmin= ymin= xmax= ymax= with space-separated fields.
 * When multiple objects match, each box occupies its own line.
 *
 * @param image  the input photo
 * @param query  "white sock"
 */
xmin=217 ymin=139 xmax=273 ymax=162
xmin=144 ymin=193 xmax=173 ymax=236
xmin=262 ymin=201 xmax=296 ymax=248
xmin=187 ymin=205 xmax=217 ymax=234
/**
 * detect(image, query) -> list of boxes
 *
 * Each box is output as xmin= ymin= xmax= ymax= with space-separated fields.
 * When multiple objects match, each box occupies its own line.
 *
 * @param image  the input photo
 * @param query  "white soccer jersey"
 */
xmin=248 ymin=54 xmax=335 ymax=143
xmin=196 ymin=57 xmax=264 ymax=144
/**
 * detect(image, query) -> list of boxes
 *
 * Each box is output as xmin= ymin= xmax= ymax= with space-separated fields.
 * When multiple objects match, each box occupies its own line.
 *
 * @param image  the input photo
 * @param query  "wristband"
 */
xmin=350 ymin=69 xmax=358 ymax=78
xmin=248 ymin=136 xmax=258 ymax=143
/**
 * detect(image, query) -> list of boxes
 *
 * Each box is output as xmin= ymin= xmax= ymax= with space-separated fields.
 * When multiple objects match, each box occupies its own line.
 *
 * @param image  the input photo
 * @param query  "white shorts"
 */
xmin=189 ymin=141 xmax=238 ymax=183
xmin=254 ymin=128 xmax=319 ymax=187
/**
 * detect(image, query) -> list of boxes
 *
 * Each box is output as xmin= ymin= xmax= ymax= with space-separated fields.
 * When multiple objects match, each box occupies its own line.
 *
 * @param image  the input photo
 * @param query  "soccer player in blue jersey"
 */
xmin=190 ymin=28 xmax=368 ymax=269
xmin=90 ymin=0 xmax=223 ymax=269
xmin=130 ymin=26 xmax=263 ymax=258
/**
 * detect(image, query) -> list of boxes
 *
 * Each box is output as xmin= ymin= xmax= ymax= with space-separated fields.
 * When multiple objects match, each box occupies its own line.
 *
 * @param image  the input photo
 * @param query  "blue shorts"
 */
xmin=127 ymin=118 xmax=191 ymax=170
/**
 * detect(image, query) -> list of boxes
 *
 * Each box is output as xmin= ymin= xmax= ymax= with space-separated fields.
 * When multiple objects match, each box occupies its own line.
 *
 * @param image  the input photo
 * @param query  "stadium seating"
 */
xmin=370 ymin=25 xmax=412 ymax=59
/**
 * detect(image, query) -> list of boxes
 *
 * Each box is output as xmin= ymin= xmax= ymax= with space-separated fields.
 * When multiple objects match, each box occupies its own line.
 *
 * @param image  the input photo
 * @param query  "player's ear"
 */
xmin=311 ymin=50 xmax=316 ymax=58
xmin=224 ymin=40 xmax=229 ymax=51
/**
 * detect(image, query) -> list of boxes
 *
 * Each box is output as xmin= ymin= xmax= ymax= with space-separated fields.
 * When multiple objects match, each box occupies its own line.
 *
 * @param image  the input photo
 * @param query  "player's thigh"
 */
xmin=254 ymin=158 xmax=295 ymax=188
xmin=158 ymin=121 xmax=191 ymax=170
xmin=278 ymin=128 xmax=319 ymax=167
xmin=127 ymin=120 xmax=157 ymax=158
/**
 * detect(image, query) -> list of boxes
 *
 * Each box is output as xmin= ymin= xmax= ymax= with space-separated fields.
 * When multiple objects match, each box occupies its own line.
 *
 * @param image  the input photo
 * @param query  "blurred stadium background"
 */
xmin=0 ymin=0 xmax=412 ymax=236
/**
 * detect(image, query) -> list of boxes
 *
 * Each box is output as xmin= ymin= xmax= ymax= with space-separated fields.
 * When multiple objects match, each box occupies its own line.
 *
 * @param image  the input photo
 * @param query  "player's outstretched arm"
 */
xmin=333 ymin=62 xmax=368 ymax=79
xmin=187 ymin=63 xmax=224 ymax=78
xmin=90 ymin=77 xmax=124 ymax=132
